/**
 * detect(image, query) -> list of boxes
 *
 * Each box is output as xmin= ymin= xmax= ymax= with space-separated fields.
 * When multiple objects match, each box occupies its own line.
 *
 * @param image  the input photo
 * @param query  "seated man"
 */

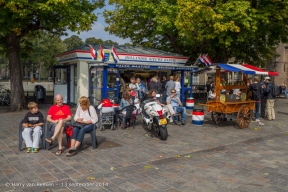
xmin=45 ymin=94 xmax=72 ymax=156
xmin=148 ymin=89 xmax=175 ymax=120
xmin=166 ymin=88 xmax=186 ymax=125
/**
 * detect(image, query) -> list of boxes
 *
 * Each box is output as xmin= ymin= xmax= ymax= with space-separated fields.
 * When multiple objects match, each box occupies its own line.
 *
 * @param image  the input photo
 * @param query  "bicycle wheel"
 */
xmin=0 ymin=87 xmax=7 ymax=96
xmin=199 ymin=91 xmax=206 ymax=99
xmin=5 ymin=94 xmax=10 ymax=105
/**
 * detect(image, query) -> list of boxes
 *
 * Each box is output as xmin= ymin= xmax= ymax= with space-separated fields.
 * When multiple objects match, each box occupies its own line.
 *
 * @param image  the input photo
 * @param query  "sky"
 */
xmin=61 ymin=3 xmax=131 ymax=45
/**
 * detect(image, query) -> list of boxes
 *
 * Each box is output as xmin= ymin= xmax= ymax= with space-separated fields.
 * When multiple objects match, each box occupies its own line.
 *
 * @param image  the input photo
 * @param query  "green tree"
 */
xmin=85 ymin=37 xmax=119 ymax=45
xmin=85 ymin=37 xmax=104 ymax=45
xmin=104 ymin=0 xmax=288 ymax=65
xmin=26 ymin=32 xmax=66 ymax=78
xmin=0 ymin=0 xmax=104 ymax=111
xmin=63 ymin=35 xmax=84 ymax=51
xmin=103 ymin=40 xmax=118 ymax=45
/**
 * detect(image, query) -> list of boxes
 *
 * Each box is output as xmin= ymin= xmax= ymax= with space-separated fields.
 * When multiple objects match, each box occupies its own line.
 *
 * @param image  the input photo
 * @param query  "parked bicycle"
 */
xmin=195 ymin=85 xmax=206 ymax=99
xmin=0 ymin=84 xmax=11 ymax=105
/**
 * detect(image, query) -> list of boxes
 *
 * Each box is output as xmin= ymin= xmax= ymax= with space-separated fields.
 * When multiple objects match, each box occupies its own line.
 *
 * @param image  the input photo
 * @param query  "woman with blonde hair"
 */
xmin=66 ymin=96 xmax=98 ymax=156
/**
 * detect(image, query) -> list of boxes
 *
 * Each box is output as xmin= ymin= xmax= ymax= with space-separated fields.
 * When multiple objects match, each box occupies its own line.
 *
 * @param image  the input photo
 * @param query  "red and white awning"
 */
xmin=217 ymin=64 xmax=278 ymax=76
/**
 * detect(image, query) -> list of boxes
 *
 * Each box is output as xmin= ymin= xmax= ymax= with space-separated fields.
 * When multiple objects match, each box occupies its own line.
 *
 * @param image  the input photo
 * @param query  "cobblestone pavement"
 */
xmin=0 ymin=99 xmax=288 ymax=192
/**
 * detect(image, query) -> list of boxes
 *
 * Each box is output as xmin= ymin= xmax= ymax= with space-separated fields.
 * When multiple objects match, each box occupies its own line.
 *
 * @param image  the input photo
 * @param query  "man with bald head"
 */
xmin=45 ymin=94 xmax=72 ymax=155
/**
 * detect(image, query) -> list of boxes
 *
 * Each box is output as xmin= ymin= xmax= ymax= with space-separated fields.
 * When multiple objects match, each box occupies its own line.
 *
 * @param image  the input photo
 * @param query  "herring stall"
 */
xmin=55 ymin=45 xmax=198 ymax=106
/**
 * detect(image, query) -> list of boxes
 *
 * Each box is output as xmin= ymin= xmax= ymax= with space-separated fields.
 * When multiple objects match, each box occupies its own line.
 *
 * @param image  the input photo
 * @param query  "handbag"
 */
xmin=72 ymin=122 xmax=86 ymax=129
xmin=72 ymin=108 xmax=91 ymax=129
xmin=65 ymin=125 xmax=73 ymax=148
xmin=65 ymin=126 xmax=73 ymax=137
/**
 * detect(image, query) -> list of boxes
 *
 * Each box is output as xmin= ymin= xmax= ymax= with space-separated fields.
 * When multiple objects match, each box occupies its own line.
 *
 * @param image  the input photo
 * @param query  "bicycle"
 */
xmin=0 ymin=84 xmax=11 ymax=105
xmin=196 ymin=85 xmax=206 ymax=99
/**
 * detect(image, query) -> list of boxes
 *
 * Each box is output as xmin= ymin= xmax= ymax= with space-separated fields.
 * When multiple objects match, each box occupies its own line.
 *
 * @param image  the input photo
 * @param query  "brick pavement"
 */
xmin=0 ymin=99 xmax=288 ymax=191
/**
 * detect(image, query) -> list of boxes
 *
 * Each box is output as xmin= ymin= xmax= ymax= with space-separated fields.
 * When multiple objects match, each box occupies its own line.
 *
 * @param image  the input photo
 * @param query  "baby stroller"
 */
xmin=97 ymin=98 xmax=116 ymax=131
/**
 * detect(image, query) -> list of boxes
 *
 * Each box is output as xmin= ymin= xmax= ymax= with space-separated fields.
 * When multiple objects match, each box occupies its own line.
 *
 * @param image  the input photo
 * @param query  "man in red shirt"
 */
xmin=45 ymin=94 xmax=72 ymax=155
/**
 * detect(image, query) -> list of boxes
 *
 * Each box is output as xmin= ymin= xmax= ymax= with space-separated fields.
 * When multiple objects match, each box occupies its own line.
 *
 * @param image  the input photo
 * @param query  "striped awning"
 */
xmin=217 ymin=64 xmax=278 ymax=76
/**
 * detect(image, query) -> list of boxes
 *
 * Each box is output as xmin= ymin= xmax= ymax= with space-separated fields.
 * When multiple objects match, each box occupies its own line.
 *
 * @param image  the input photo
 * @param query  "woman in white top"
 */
xmin=66 ymin=96 xmax=98 ymax=156
xmin=174 ymin=76 xmax=181 ymax=98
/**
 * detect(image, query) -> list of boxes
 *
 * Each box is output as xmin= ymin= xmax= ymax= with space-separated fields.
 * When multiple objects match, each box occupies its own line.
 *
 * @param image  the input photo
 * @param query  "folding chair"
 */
xmin=118 ymin=105 xmax=137 ymax=129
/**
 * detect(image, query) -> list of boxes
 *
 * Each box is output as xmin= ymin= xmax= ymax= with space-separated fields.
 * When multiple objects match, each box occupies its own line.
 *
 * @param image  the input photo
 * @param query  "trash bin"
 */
xmin=34 ymin=85 xmax=46 ymax=104
xmin=192 ymin=108 xmax=204 ymax=126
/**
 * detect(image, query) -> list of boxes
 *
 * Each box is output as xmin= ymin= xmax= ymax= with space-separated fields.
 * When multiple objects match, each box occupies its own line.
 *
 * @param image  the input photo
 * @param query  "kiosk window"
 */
xmin=55 ymin=68 xmax=67 ymax=84
xmin=90 ymin=68 xmax=103 ymax=101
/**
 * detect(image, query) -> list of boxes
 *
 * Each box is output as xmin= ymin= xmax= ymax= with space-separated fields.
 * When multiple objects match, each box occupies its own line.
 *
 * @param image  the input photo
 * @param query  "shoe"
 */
xmin=45 ymin=138 xmax=54 ymax=144
xmin=181 ymin=121 xmax=186 ymax=125
xmin=33 ymin=148 xmax=38 ymax=153
xmin=55 ymin=148 xmax=64 ymax=156
xmin=68 ymin=148 xmax=77 ymax=153
xmin=174 ymin=121 xmax=181 ymax=125
xmin=264 ymin=118 xmax=272 ymax=121
xmin=26 ymin=147 xmax=32 ymax=153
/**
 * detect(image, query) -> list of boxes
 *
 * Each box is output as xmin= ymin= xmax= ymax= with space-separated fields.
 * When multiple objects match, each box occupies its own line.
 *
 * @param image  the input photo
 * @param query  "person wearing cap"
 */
xmin=263 ymin=76 xmax=275 ymax=120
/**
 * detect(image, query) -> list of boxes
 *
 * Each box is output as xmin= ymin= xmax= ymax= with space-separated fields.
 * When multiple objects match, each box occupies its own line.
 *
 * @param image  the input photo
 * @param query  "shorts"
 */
xmin=48 ymin=122 xmax=70 ymax=137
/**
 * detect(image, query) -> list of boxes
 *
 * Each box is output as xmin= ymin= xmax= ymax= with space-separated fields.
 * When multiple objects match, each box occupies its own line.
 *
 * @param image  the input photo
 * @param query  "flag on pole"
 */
xmin=198 ymin=54 xmax=208 ymax=66
xmin=99 ymin=45 xmax=105 ymax=61
xmin=90 ymin=46 xmax=97 ymax=60
xmin=197 ymin=54 xmax=213 ymax=67
xmin=111 ymin=46 xmax=120 ymax=63
xmin=203 ymin=54 xmax=213 ymax=66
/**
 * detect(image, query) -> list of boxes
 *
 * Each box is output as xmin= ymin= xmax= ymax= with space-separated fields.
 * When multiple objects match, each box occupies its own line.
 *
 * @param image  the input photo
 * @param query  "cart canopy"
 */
xmin=217 ymin=64 xmax=278 ymax=76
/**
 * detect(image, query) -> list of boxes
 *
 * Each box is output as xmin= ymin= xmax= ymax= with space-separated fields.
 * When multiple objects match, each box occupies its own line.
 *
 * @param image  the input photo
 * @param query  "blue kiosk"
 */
xmin=55 ymin=45 xmax=198 ymax=106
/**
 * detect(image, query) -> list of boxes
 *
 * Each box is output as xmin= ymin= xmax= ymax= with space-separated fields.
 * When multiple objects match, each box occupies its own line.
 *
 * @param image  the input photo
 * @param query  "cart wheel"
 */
xmin=237 ymin=105 xmax=252 ymax=129
xmin=211 ymin=112 xmax=225 ymax=125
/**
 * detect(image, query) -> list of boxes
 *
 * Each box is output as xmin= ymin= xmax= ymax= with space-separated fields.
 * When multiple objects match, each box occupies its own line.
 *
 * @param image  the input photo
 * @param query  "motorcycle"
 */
xmin=140 ymin=98 xmax=170 ymax=140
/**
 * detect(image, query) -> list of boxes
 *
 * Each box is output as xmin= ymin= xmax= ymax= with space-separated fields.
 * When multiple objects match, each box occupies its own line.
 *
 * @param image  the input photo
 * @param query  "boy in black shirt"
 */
xmin=22 ymin=102 xmax=44 ymax=153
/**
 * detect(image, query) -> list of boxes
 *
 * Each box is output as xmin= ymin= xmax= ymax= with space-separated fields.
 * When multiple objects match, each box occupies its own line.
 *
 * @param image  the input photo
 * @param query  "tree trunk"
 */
xmin=7 ymin=33 xmax=25 ymax=111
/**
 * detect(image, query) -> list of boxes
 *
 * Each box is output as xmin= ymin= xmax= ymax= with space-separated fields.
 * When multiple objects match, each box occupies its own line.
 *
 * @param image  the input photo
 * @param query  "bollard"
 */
xmin=186 ymin=97 xmax=194 ymax=109
xmin=192 ymin=108 xmax=204 ymax=126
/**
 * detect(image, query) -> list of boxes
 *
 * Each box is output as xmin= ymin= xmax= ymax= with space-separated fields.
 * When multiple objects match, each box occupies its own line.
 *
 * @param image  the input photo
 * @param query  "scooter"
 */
xmin=140 ymin=98 xmax=170 ymax=140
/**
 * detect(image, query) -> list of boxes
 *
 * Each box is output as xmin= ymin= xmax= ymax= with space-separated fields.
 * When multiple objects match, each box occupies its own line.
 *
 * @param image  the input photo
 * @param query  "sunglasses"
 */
xmin=171 ymin=92 xmax=176 ymax=93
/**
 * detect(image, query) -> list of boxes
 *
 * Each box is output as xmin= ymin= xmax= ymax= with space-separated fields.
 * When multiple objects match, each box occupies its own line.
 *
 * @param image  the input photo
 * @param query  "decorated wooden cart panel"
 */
xmin=200 ymin=64 xmax=278 ymax=129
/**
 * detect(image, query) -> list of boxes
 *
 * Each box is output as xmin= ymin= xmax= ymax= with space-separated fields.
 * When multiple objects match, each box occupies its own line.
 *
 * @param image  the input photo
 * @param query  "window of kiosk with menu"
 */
xmin=90 ymin=68 xmax=102 ymax=102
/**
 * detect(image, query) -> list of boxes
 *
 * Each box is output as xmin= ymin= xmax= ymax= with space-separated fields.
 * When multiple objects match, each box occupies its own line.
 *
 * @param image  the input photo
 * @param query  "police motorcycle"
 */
xmin=140 ymin=95 xmax=170 ymax=140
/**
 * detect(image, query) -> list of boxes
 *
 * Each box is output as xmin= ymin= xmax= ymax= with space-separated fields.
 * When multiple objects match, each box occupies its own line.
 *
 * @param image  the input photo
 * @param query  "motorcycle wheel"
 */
xmin=159 ymin=125 xmax=168 ymax=140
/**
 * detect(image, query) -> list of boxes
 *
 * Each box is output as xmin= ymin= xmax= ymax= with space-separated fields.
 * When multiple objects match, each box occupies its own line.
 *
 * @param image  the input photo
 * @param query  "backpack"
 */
xmin=271 ymin=83 xmax=280 ymax=97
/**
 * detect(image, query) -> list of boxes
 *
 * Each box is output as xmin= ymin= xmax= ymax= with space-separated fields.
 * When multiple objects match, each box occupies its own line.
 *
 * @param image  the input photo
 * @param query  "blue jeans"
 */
xmin=255 ymin=102 xmax=260 ymax=120
xmin=285 ymin=91 xmax=288 ymax=98
xmin=71 ymin=124 xmax=94 ymax=142
xmin=173 ymin=106 xmax=186 ymax=122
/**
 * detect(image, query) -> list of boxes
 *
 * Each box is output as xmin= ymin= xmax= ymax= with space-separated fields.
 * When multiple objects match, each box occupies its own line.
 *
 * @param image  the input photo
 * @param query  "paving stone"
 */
xmin=1 ymin=100 xmax=288 ymax=191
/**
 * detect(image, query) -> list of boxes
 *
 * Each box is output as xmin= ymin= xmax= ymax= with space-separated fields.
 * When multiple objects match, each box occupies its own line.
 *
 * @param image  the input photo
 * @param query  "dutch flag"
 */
xmin=111 ymin=46 xmax=120 ymax=63
xmin=203 ymin=54 xmax=213 ymax=66
xmin=90 ymin=46 xmax=97 ymax=60
xmin=198 ymin=54 xmax=208 ymax=66
xmin=100 ymin=45 xmax=105 ymax=62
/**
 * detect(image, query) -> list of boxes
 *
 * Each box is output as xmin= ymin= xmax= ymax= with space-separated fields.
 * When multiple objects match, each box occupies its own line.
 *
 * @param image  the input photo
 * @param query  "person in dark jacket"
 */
xmin=263 ymin=76 xmax=275 ymax=120
xmin=260 ymin=78 xmax=268 ymax=118
xmin=248 ymin=76 xmax=263 ymax=124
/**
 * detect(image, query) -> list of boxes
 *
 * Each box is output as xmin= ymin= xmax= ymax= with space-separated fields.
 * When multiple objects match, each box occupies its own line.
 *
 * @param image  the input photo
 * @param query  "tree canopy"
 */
xmin=63 ymin=35 xmax=84 ymax=51
xmin=0 ymin=0 xmax=105 ymax=111
xmin=104 ymin=0 xmax=288 ymax=65
xmin=85 ymin=37 xmax=119 ymax=45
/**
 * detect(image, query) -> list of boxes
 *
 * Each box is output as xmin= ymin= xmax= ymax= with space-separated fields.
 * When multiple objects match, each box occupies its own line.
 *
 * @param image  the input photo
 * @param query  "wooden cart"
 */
xmin=200 ymin=66 xmax=255 ymax=128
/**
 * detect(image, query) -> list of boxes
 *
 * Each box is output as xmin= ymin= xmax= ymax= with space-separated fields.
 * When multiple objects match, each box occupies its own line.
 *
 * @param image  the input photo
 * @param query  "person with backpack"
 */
xmin=263 ymin=76 xmax=276 ymax=120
